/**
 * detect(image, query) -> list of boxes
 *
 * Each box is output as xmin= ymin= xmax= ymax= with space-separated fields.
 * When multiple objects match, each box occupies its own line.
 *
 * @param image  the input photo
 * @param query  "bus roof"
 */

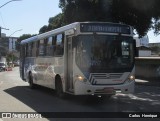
xmin=20 ymin=22 xmax=132 ymax=45
xmin=21 ymin=22 xmax=79 ymax=45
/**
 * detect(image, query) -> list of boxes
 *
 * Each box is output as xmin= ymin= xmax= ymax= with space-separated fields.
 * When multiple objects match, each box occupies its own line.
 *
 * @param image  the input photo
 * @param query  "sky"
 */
xmin=0 ymin=0 xmax=61 ymax=37
xmin=0 ymin=0 xmax=160 ymax=43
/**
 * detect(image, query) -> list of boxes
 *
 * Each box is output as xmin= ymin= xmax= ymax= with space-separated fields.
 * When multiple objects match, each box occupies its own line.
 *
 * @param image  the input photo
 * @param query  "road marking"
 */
xmin=0 ymin=119 xmax=3 ymax=121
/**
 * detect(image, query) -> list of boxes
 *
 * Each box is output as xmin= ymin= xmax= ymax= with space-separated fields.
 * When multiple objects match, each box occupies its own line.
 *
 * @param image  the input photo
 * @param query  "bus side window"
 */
xmin=54 ymin=34 xmax=64 ymax=56
xmin=52 ymin=36 xmax=56 ymax=56
xmin=23 ymin=44 xmax=26 ymax=57
xmin=21 ymin=45 xmax=25 ymax=58
xmin=46 ymin=36 xmax=54 ymax=56
xmin=32 ymin=42 xmax=37 ymax=57
xmin=39 ymin=39 xmax=45 ymax=56
xmin=36 ymin=41 xmax=40 ymax=57
xmin=25 ymin=44 xmax=28 ymax=57
xmin=44 ymin=39 xmax=47 ymax=56
xmin=28 ymin=43 xmax=32 ymax=57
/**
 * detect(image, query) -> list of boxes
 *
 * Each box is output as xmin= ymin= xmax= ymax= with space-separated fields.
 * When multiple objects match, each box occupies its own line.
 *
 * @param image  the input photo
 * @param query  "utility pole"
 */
xmin=0 ymin=27 xmax=9 ymax=38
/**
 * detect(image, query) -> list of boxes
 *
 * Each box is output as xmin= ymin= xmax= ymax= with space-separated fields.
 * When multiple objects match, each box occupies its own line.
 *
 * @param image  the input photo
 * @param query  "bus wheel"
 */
xmin=29 ymin=73 xmax=36 ymax=89
xmin=55 ymin=77 xmax=65 ymax=98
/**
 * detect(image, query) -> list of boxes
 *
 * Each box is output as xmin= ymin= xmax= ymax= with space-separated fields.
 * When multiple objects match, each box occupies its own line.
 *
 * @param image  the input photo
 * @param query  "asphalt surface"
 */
xmin=0 ymin=67 xmax=160 ymax=121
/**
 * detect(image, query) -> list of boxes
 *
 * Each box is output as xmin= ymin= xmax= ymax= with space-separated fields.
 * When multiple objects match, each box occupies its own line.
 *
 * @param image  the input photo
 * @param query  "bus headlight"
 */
xmin=129 ymin=75 xmax=135 ymax=81
xmin=78 ymin=76 xmax=84 ymax=81
xmin=77 ymin=75 xmax=87 ymax=82
xmin=125 ymin=75 xmax=135 ymax=84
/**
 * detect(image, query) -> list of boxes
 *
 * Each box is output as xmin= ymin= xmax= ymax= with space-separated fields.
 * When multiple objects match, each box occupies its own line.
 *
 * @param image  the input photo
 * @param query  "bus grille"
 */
xmin=89 ymin=73 xmax=123 ymax=85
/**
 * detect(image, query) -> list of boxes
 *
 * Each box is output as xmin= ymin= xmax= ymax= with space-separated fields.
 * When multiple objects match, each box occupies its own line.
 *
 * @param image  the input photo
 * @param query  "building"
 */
xmin=149 ymin=42 xmax=160 ymax=47
xmin=8 ymin=37 xmax=18 ymax=52
xmin=149 ymin=42 xmax=160 ymax=56
xmin=134 ymin=35 xmax=151 ymax=57
xmin=136 ymin=46 xmax=151 ymax=57
xmin=0 ymin=35 xmax=18 ymax=57
xmin=134 ymin=35 xmax=149 ymax=47
xmin=0 ymin=37 xmax=9 ymax=56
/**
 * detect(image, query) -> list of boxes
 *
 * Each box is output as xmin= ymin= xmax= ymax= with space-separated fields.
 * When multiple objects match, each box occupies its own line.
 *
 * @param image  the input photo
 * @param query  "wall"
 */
xmin=134 ymin=36 xmax=149 ymax=47
xmin=139 ymin=50 xmax=151 ymax=57
xmin=135 ymin=57 xmax=160 ymax=80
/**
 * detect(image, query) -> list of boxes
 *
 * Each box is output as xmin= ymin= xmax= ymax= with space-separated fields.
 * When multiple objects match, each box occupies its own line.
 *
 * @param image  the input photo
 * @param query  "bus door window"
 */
xmin=67 ymin=36 xmax=73 ymax=90
xmin=54 ymin=34 xmax=64 ymax=56
xmin=109 ymin=40 xmax=122 ymax=65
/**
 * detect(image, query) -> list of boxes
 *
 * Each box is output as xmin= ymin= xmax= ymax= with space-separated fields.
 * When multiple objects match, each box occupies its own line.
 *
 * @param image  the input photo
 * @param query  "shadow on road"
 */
xmin=4 ymin=85 xmax=111 ymax=110
xmin=4 ymin=85 xmax=160 ymax=119
xmin=135 ymin=79 xmax=160 ymax=87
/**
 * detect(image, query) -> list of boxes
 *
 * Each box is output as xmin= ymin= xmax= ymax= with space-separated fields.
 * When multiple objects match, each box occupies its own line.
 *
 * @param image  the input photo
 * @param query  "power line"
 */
xmin=0 ymin=11 xmax=6 ymax=28
xmin=0 ymin=0 xmax=22 ymax=9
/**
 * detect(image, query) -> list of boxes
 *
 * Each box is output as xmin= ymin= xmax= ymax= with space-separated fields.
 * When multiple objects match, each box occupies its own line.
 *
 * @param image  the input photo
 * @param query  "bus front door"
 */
xmin=66 ymin=37 xmax=73 ymax=92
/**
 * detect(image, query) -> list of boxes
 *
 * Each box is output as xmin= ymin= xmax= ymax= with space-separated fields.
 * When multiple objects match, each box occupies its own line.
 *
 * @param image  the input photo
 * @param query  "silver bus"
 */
xmin=20 ymin=22 xmax=136 ymax=98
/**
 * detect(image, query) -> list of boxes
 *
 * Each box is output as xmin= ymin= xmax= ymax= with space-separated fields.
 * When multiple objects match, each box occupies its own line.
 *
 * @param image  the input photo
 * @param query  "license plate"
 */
xmin=104 ymin=87 xmax=114 ymax=93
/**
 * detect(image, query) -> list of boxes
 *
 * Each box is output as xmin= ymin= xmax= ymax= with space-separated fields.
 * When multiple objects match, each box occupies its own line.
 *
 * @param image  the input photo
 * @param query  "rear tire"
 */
xmin=29 ymin=73 xmax=36 ymax=89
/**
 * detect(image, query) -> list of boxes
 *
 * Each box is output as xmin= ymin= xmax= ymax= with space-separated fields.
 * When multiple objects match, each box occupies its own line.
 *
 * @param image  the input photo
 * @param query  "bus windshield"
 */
xmin=73 ymin=35 xmax=135 ymax=77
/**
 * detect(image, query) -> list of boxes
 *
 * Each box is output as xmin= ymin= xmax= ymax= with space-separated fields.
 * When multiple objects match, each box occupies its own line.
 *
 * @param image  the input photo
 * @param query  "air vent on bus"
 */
xmin=89 ymin=73 xmax=123 ymax=85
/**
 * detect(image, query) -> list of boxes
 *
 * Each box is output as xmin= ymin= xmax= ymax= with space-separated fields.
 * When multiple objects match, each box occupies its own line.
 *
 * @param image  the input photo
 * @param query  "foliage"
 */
xmin=17 ymin=34 xmax=33 ymax=42
xmin=37 ymin=0 xmax=160 ymax=36
xmin=59 ymin=0 xmax=112 ymax=23
xmin=58 ymin=0 xmax=160 ymax=37
xmin=111 ymin=0 xmax=159 ymax=37
xmin=6 ymin=53 xmax=17 ymax=64
xmin=39 ymin=25 xmax=48 ymax=34
xmin=39 ymin=13 xmax=64 ymax=34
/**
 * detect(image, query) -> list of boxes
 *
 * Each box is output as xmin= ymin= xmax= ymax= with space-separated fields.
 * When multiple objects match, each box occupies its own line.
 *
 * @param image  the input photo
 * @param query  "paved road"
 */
xmin=0 ymin=67 xmax=160 ymax=121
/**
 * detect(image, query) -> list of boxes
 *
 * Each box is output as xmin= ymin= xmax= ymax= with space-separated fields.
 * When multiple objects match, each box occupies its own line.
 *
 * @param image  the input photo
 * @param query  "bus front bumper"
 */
xmin=74 ymin=80 xmax=135 ymax=95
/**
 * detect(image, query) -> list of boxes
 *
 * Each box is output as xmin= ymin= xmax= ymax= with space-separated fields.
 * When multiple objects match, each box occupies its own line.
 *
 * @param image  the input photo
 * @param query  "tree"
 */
xmin=59 ymin=0 xmax=160 ymax=37
xmin=59 ymin=0 xmax=112 ymax=23
xmin=111 ymin=0 xmax=159 ymax=36
xmin=39 ymin=13 xmax=64 ymax=34
xmin=6 ymin=52 xmax=17 ymax=66
xmin=39 ymin=25 xmax=48 ymax=34
xmin=48 ymin=13 xmax=64 ymax=29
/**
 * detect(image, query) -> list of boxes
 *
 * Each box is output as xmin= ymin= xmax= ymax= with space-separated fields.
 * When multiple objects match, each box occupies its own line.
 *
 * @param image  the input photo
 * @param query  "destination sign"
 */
xmin=80 ymin=23 xmax=131 ymax=34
